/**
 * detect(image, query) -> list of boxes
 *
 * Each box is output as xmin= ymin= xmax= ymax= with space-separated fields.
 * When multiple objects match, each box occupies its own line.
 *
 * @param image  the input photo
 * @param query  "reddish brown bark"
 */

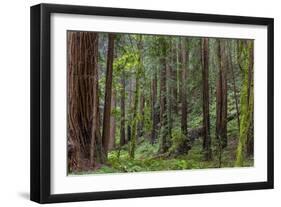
xmin=201 ymin=38 xmax=212 ymax=160
xmin=216 ymin=39 xmax=228 ymax=149
xmin=67 ymin=31 xmax=103 ymax=171
xmin=102 ymin=33 xmax=115 ymax=155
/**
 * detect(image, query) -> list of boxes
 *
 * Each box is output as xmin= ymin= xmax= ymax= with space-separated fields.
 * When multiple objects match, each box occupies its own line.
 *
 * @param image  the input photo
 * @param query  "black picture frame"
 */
xmin=30 ymin=3 xmax=274 ymax=204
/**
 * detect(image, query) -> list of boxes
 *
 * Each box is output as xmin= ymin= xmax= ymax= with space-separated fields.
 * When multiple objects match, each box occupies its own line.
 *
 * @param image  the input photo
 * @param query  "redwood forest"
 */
xmin=67 ymin=31 xmax=254 ymax=174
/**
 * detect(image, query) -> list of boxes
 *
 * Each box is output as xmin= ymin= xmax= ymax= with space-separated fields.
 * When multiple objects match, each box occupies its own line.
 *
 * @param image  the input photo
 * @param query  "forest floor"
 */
xmin=71 ymin=136 xmax=254 ymax=175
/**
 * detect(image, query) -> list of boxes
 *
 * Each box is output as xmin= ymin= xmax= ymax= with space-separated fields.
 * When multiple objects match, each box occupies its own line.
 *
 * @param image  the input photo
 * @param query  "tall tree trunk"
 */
xmin=172 ymin=38 xmax=178 ymax=114
xmin=102 ymin=33 xmax=115 ymax=156
xmin=127 ymin=78 xmax=134 ymax=143
xmin=181 ymin=37 xmax=188 ymax=138
xmin=178 ymin=37 xmax=182 ymax=105
xmin=159 ymin=38 xmax=169 ymax=153
xmin=166 ymin=39 xmax=173 ymax=147
xmin=129 ymin=35 xmax=143 ymax=158
xmin=120 ymin=72 xmax=126 ymax=146
xmin=216 ymin=39 xmax=228 ymax=150
xmin=151 ymin=71 xmax=159 ymax=144
xmin=67 ymin=31 xmax=104 ymax=171
xmin=236 ymin=40 xmax=254 ymax=166
xmin=89 ymin=32 xmax=100 ymax=166
xmin=138 ymin=48 xmax=146 ymax=140
xmin=201 ymin=38 xmax=212 ymax=160
xmin=228 ymin=41 xmax=240 ymax=132
xmin=246 ymin=40 xmax=254 ymax=157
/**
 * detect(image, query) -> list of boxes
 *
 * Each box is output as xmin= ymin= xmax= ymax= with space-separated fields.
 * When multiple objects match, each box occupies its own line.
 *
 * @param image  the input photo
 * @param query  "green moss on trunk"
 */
xmin=235 ymin=41 xmax=254 ymax=167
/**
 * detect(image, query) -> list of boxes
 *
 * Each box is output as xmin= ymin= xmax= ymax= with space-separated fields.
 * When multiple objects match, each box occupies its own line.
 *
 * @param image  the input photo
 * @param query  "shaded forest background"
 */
xmin=67 ymin=31 xmax=254 ymax=174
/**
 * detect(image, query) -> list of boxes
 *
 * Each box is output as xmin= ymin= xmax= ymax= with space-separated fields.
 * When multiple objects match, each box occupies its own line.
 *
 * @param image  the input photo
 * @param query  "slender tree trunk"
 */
xmin=181 ymin=37 xmax=188 ymax=138
xmin=129 ymin=75 xmax=139 ymax=158
xmin=138 ymin=48 xmax=146 ymax=140
xmin=166 ymin=61 xmax=172 ymax=148
xmin=216 ymin=39 xmax=228 ymax=150
xmin=127 ymin=79 xmax=133 ymax=143
xmin=159 ymin=38 xmax=169 ymax=153
xmin=228 ymin=41 xmax=240 ymax=132
xmin=138 ymin=91 xmax=145 ymax=139
xmin=151 ymin=71 xmax=159 ymax=144
xmin=129 ymin=35 xmax=143 ymax=158
xmin=246 ymin=42 xmax=254 ymax=157
xmin=166 ymin=39 xmax=173 ymax=148
xmin=95 ymin=97 xmax=104 ymax=163
xmin=159 ymin=57 xmax=167 ymax=153
xmin=201 ymin=38 xmax=212 ymax=160
xmin=108 ymin=90 xmax=116 ymax=150
xmin=178 ymin=37 xmax=182 ymax=105
xmin=120 ymin=72 xmax=126 ymax=146
xmin=102 ymin=33 xmax=115 ymax=156
xmin=172 ymin=38 xmax=178 ymax=114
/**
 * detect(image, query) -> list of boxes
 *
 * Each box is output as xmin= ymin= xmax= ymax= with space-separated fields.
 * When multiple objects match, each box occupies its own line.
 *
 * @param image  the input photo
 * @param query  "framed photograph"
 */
xmin=30 ymin=3 xmax=274 ymax=203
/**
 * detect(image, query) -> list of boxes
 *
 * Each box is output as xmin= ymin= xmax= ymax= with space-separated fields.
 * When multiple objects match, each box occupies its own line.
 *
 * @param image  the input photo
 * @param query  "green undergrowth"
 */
xmin=77 ymin=136 xmax=253 ymax=175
